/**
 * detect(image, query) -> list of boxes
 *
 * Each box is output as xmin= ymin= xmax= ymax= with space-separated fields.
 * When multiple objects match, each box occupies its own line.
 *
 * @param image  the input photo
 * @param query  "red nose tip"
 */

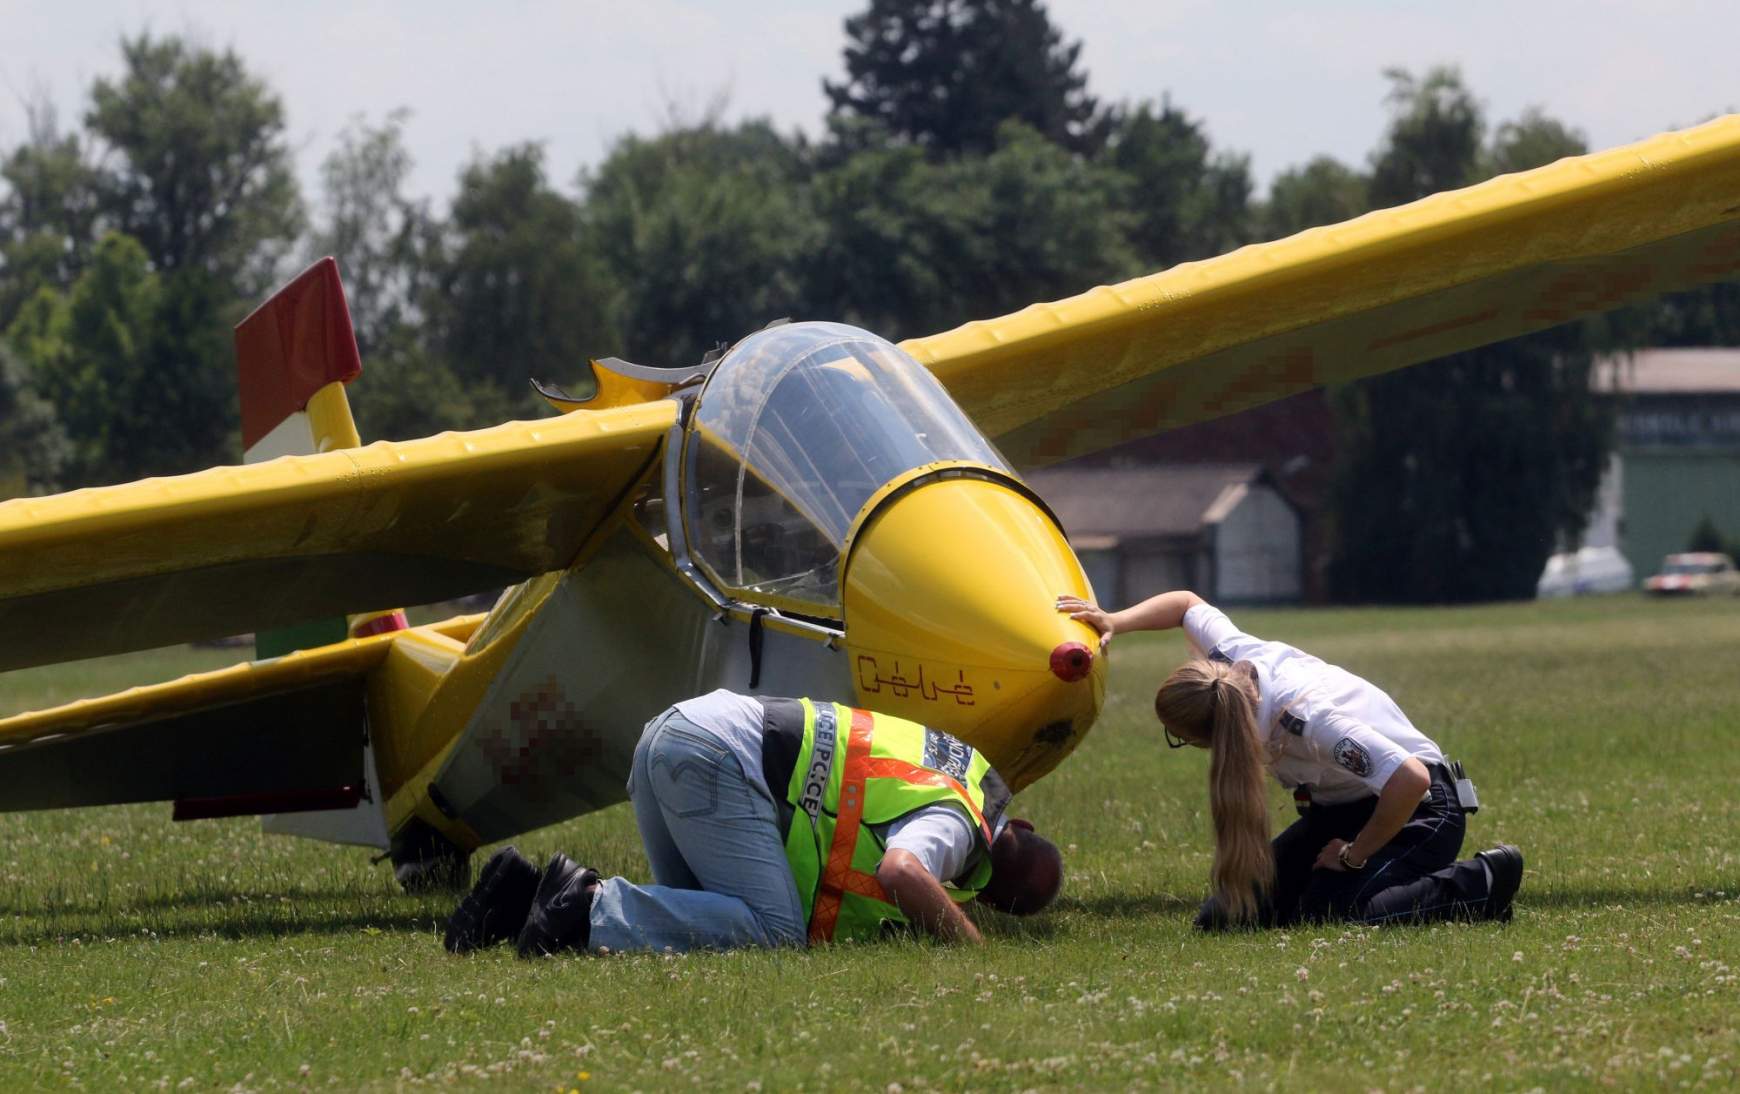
xmin=1050 ymin=641 xmax=1094 ymax=683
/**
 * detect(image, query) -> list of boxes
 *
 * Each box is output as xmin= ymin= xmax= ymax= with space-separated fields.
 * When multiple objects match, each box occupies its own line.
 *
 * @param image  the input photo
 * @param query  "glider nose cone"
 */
xmin=842 ymin=476 xmax=1105 ymax=790
xmin=1050 ymin=641 xmax=1094 ymax=683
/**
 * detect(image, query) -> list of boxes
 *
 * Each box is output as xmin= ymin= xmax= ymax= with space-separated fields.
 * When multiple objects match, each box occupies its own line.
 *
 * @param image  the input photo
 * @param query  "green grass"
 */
xmin=1 ymin=596 xmax=1737 ymax=1090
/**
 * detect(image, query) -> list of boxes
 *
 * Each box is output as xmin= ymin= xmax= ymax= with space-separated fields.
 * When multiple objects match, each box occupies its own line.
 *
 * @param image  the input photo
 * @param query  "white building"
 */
xmin=1587 ymin=349 xmax=1740 ymax=576
xmin=1025 ymin=463 xmax=1303 ymax=605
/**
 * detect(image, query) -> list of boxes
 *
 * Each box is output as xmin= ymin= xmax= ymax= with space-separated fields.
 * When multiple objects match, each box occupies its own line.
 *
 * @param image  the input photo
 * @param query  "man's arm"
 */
xmin=1056 ymin=590 xmax=1205 ymax=648
xmin=875 ymin=850 xmax=983 ymax=944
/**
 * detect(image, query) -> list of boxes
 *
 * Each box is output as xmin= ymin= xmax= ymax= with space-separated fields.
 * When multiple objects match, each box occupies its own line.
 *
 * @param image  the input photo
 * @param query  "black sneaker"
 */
xmin=443 ymin=845 xmax=541 ymax=954
xmin=516 ymin=854 xmax=600 ymax=959
xmin=1476 ymin=844 xmax=1525 ymax=922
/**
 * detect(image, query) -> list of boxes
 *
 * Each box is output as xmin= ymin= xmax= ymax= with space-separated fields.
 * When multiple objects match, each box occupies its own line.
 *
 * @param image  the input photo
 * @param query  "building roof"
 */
xmin=1596 ymin=348 xmax=1740 ymax=394
xmin=1025 ymin=463 xmax=1270 ymax=540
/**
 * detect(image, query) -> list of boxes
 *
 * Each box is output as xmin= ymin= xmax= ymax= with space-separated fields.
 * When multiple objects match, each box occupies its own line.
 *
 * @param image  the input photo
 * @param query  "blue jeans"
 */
xmin=587 ymin=710 xmax=807 ymax=953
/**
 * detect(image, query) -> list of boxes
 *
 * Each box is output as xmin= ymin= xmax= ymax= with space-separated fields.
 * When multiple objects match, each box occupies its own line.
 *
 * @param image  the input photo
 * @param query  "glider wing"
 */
xmin=0 ymin=401 xmax=674 ymax=670
xmin=906 ymin=114 xmax=1740 ymax=468
xmin=0 ymin=635 xmax=390 ymax=815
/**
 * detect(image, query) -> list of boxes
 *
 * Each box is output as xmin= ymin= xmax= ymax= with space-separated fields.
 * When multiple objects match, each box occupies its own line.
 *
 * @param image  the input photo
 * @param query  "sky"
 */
xmin=3 ymin=0 xmax=1737 ymax=214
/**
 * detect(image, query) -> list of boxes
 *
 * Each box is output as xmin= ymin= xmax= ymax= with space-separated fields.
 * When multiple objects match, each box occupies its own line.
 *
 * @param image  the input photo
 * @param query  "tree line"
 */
xmin=2 ymin=0 xmax=1735 ymax=601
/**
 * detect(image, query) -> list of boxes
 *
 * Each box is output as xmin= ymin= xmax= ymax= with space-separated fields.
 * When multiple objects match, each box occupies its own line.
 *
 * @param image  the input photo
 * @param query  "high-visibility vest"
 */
xmin=779 ymin=698 xmax=1010 ymax=943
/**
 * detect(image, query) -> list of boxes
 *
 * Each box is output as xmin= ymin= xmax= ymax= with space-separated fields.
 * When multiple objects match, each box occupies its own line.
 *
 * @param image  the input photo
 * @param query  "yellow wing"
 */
xmin=0 ymin=401 xmax=675 ymax=671
xmin=906 ymin=114 xmax=1740 ymax=468
xmin=0 ymin=635 xmax=391 ymax=814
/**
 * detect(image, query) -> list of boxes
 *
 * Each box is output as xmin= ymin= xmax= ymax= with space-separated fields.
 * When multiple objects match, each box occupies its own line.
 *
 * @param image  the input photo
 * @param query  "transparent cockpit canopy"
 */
xmin=684 ymin=321 xmax=1009 ymax=612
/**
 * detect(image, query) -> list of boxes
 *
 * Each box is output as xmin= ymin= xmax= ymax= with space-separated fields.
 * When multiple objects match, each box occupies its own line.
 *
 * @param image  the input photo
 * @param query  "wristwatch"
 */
xmin=1337 ymin=843 xmax=1366 ymax=870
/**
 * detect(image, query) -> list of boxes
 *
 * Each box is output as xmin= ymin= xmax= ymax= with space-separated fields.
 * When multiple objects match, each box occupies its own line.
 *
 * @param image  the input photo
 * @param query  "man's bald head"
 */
xmin=977 ymin=820 xmax=1063 ymax=916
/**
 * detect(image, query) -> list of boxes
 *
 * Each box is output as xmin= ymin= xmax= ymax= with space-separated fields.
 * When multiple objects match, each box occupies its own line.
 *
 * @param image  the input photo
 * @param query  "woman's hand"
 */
xmin=1314 ymin=838 xmax=1352 ymax=872
xmin=1056 ymin=594 xmax=1115 ymax=650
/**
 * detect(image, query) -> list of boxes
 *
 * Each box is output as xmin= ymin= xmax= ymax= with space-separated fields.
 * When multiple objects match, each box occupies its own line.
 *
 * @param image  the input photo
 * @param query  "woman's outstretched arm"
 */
xmin=1055 ymin=590 xmax=1206 ymax=648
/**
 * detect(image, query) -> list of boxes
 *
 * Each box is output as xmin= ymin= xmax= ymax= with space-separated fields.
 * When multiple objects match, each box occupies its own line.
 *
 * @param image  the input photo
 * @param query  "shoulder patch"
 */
xmin=1279 ymin=709 xmax=1306 ymax=736
xmin=921 ymin=728 xmax=975 ymax=783
xmin=1332 ymin=736 xmax=1373 ymax=778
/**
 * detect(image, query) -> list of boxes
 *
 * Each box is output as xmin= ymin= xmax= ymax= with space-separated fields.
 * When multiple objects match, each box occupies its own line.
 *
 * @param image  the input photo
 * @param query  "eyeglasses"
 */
xmin=1163 ymin=725 xmax=1190 ymax=749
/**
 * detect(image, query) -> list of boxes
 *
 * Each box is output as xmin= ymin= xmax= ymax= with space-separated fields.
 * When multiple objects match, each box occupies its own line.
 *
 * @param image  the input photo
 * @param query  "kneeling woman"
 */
xmin=1058 ymin=590 xmax=1523 ymax=929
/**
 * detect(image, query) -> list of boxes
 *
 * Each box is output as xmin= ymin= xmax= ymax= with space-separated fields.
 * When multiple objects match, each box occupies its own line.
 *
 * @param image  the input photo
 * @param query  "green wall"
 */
xmin=1621 ymin=450 xmax=1740 ymax=578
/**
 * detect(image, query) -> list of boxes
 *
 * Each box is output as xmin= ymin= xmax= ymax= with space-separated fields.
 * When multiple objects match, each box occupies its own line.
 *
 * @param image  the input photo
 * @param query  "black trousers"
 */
xmin=1197 ymin=767 xmax=1497 ymax=929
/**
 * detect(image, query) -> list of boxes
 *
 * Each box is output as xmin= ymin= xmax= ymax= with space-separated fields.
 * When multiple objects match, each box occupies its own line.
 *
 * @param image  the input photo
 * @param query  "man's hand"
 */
xmin=875 ymin=850 xmax=983 ymax=944
xmin=1314 ymin=838 xmax=1351 ymax=872
xmin=1056 ymin=594 xmax=1115 ymax=650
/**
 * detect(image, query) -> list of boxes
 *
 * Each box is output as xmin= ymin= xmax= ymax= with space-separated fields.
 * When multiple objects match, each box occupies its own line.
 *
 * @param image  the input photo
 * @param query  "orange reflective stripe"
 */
xmin=842 ymin=869 xmax=886 ymax=900
xmin=860 ymin=757 xmax=993 ymax=843
xmin=809 ymin=707 xmax=877 ymax=943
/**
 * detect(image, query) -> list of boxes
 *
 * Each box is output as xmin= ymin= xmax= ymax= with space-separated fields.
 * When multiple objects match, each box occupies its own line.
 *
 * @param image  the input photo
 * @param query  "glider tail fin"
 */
xmin=235 ymin=257 xmax=407 ymax=657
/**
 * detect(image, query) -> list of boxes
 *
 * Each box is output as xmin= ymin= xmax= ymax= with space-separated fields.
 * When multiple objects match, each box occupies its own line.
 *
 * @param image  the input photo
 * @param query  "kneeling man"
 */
xmin=444 ymin=691 xmax=1064 ymax=955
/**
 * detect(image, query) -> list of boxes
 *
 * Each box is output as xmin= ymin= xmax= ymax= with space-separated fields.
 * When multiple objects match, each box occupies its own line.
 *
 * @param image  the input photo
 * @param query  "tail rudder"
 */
xmin=237 ymin=257 xmax=363 ymax=467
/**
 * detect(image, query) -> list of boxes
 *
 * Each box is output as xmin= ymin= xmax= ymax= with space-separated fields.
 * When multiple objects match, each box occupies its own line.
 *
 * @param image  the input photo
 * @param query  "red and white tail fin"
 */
xmin=235 ymin=258 xmax=408 ymax=659
xmin=237 ymin=257 xmax=364 ymax=466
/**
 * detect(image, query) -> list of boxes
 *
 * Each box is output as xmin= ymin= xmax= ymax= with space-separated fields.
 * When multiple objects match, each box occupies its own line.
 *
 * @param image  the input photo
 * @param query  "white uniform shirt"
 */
xmin=672 ymin=690 xmax=991 ymax=881
xmin=1181 ymin=604 xmax=1444 ymax=805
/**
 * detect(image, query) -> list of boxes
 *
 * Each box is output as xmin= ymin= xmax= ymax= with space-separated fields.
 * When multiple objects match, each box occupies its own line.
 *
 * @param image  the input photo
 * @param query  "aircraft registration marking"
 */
xmin=855 ymin=656 xmax=976 ymax=706
xmin=475 ymin=676 xmax=603 ymax=800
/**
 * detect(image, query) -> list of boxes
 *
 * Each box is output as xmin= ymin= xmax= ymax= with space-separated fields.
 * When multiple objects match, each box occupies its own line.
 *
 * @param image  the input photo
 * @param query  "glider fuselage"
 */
xmin=336 ymin=322 xmax=1106 ymax=859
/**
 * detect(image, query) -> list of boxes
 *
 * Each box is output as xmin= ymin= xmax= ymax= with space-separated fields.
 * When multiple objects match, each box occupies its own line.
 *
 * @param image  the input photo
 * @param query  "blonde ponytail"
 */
xmin=1155 ymin=660 xmax=1274 ymax=923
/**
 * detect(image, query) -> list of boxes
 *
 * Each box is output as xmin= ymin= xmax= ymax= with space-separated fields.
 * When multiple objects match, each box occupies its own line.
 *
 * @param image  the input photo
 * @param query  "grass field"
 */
xmin=1 ymin=596 xmax=1737 ymax=1090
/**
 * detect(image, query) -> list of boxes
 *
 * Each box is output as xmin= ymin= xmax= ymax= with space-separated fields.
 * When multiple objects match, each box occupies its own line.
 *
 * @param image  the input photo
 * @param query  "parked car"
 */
xmin=1643 ymin=552 xmax=1740 ymax=595
xmin=1537 ymin=545 xmax=1635 ymax=598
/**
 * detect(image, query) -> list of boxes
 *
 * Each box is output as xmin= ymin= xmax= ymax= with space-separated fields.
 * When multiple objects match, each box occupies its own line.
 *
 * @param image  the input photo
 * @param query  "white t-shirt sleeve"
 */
xmin=1182 ymin=602 xmax=1241 ymax=660
xmin=880 ymin=805 xmax=978 ymax=883
xmin=1299 ymin=705 xmax=1414 ymax=797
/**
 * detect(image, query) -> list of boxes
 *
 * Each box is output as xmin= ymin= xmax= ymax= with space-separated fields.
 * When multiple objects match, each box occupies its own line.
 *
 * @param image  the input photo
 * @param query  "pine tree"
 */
xmin=825 ymin=0 xmax=1106 ymax=156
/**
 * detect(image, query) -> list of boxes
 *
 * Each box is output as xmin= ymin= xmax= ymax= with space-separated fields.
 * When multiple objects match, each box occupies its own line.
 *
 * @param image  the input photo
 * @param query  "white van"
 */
xmin=1537 ymin=546 xmax=1635 ymax=598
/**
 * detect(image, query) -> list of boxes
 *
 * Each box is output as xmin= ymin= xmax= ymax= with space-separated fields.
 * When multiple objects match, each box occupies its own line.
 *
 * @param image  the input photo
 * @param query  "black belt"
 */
xmin=1293 ymin=761 xmax=1470 ymax=815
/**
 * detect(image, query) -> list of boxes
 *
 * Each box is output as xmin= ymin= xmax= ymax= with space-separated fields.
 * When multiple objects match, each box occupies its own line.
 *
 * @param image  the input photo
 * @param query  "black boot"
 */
xmin=517 ymin=854 xmax=600 ymax=958
xmin=443 ymin=845 xmax=542 ymax=954
xmin=1476 ymin=845 xmax=1525 ymax=922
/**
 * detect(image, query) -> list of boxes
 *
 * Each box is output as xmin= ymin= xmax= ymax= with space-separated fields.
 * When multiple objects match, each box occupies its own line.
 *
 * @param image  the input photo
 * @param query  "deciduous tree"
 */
xmin=306 ymin=111 xmax=435 ymax=356
xmin=0 ymin=101 xmax=104 ymax=330
xmin=0 ymin=342 xmax=69 ymax=499
xmin=86 ymin=34 xmax=303 ymax=296
xmin=807 ymin=120 xmax=1133 ymax=340
xmin=584 ymin=120 xmax=816 ymax=368
xmin=421 ymin=144 xmax=613 ymax=416
xmin=1099 ymin=100 xmax=1252 ymax=268
xmin=1261 ymin=156 xmax=1368 ymax=240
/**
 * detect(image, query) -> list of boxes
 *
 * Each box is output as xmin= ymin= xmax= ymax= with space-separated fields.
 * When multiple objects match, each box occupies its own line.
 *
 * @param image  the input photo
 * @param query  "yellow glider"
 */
xmin=0 ymin=115 xmax=1736 ymax=886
